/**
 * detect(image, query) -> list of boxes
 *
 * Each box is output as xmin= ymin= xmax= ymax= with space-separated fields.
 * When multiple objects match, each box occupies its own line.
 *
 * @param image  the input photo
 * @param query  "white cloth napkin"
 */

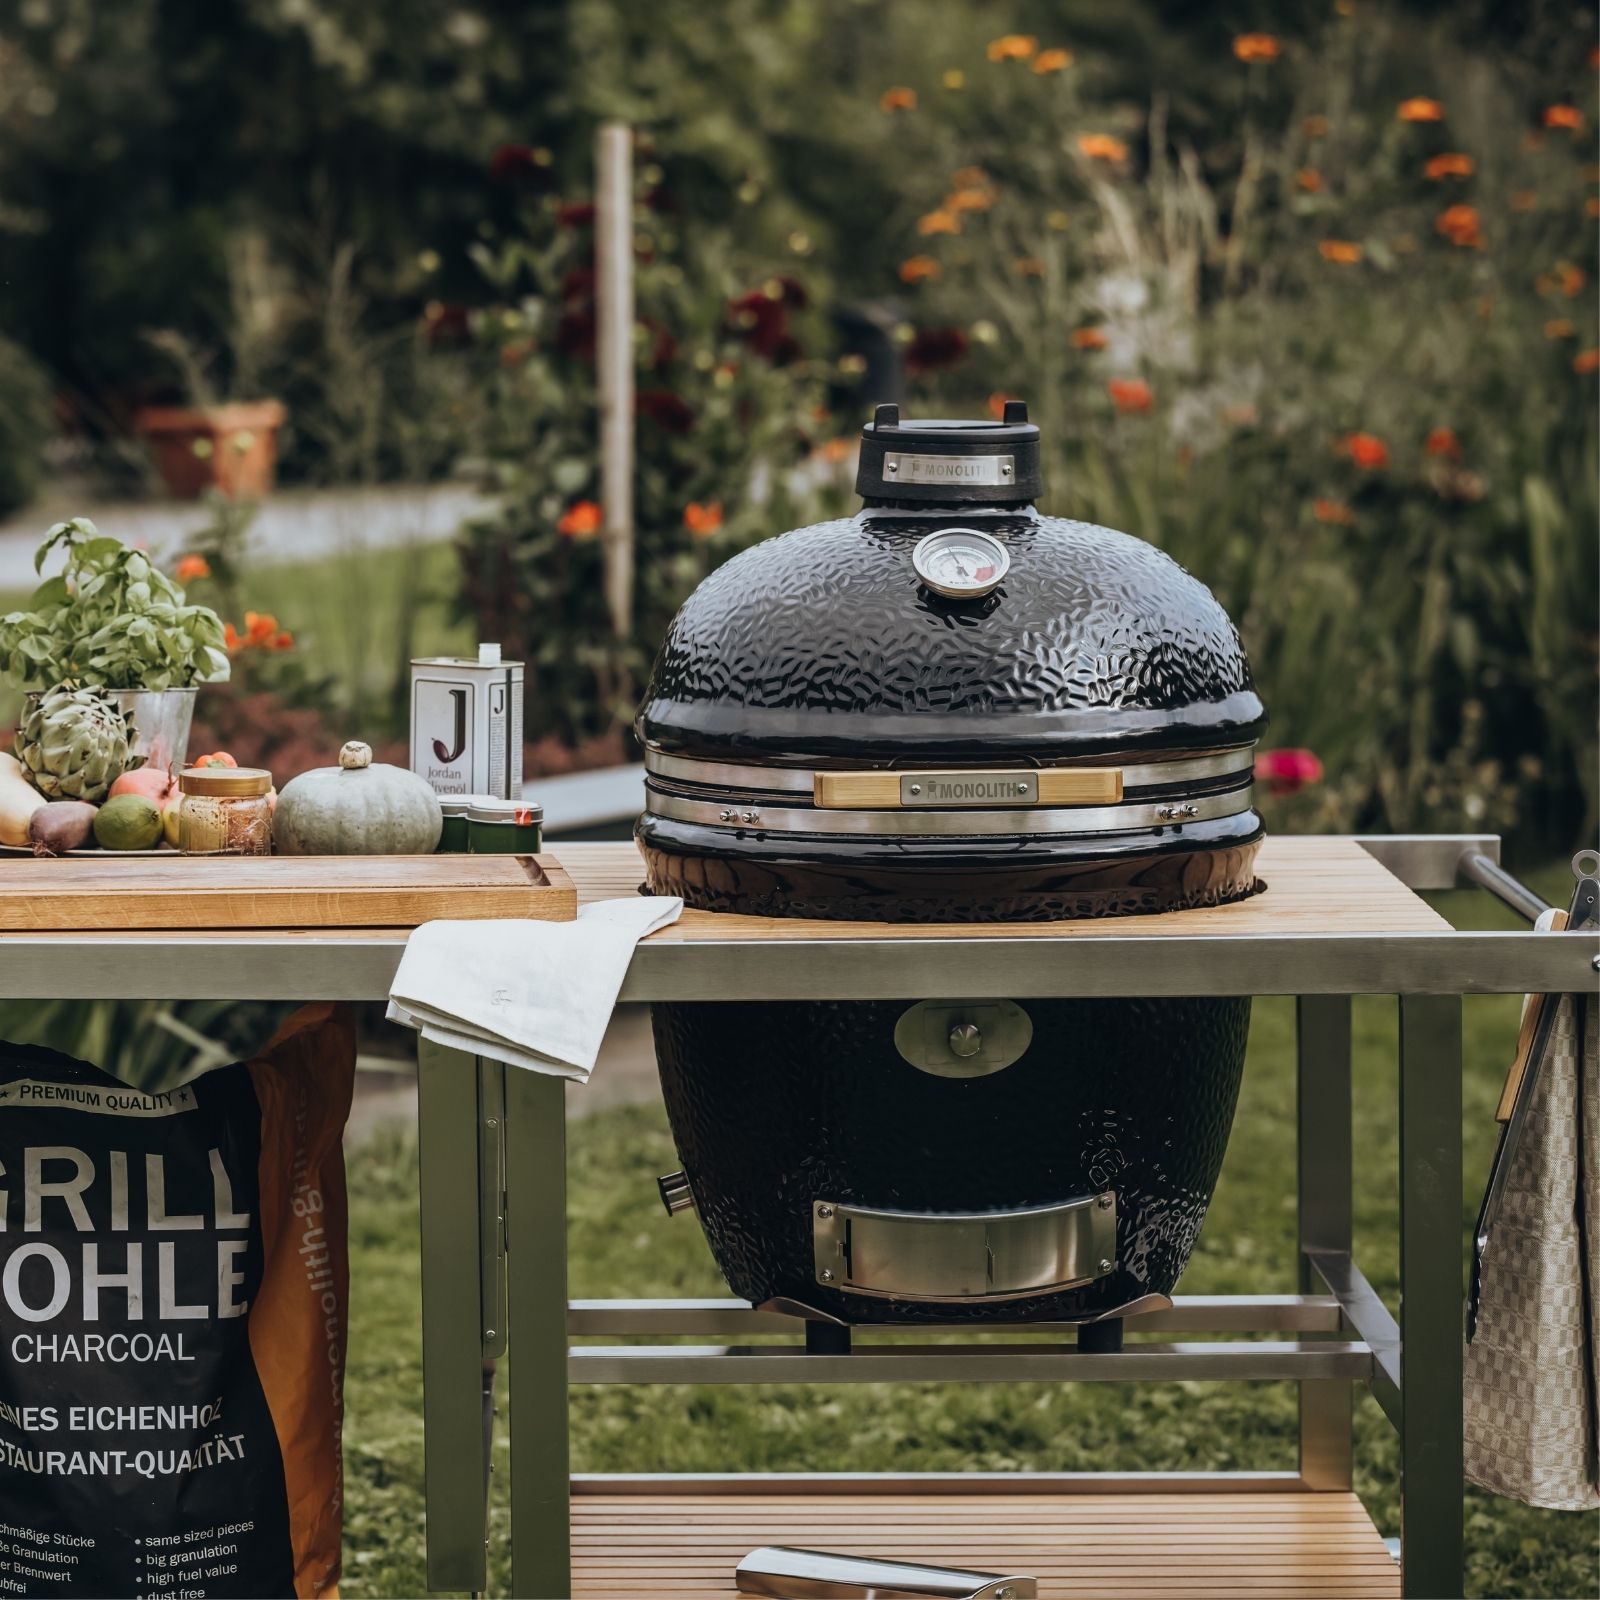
xmin=385 ymin=897 xmax=682 ymax=1080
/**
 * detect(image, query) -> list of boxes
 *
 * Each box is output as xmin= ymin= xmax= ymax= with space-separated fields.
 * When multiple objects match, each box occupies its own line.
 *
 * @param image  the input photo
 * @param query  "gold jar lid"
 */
xmin=180 ymin=766 xmax=273 ymax=797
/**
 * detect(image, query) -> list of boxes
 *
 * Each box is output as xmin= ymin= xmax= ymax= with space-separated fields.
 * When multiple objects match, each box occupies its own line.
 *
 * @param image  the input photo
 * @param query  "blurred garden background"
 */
xmin=1 ymin=0 xmax=1597 ymax=1594
xmin=2 ymin=0 xmax=1595 ymax=853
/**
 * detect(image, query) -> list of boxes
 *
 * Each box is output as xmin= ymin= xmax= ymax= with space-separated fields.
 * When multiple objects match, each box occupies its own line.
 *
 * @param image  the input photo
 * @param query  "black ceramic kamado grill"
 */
xmin=637 ymin=402 xmax=1266 ymax=1332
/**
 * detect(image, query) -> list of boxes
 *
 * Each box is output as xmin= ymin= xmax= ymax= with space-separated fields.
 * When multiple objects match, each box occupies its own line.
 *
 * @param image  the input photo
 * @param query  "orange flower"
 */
xmin=1339 ymin=432 xmax=1390 ymax=470
xmin=557 ymin=500 xmax=603 ymax=539
xmin=1398 ymin=97 xmax=1444 ymax=122
xmin=1424 ymin=152 xmax=1474 ymax=179
xmin=1543 ymin=104 xmax=1584 ymax=131
xmin=987 ymin=392 xmax=1017 ymax=421
xmin=951 ymin=165 xmax=990 ymax=188
xmin=1424 ymin=427 xmax=1461 ymax=459
xmin=1013 ymin=257 xmax=1045 ymax=277
xmin=1434 ymin=204 xmax=1482 ymax=248
xmin=1537 ymin=263 xmax=1585 ymax=297
xmin=1575 ymin=349 xmax=1600 ymax=374
xmin=1318 ymin=239 xmax=1363 ymax=264
xmin=1295 ymin=168 xmax=1324 ymax=192
xmin=1232 ymin=33 xmax=1281 ymax=63
xmin=1070 ymin=326 xmax=1109 ymax=350
xmin=1077 ymin=133 xmax=1129 ymax=162
xmin=1107 ymin=378 xmax=1153 ymax=414
xmin=899 ymin=255 xmax=942 ymax=284
xmin=1303 ymin=114 xmax=1330 ymax=139
xmin=1587 ymin=198 xmax=1600 ymax=219
xmin=1511 ymin=190 xmax=1539 ymax=212
xmin=223 ymin=621 xmax=242 ymax=651
xmin=174 ymin=554 xmax=211 ymax=582
xmin=880 ymin=87 xmax=917 ymax=113
xmin=244 ymin=610 xmax=279 ymax=644
xmin=270 ymin=630 xmax=294 ymax=652
xmin=816 ymin=438 xmax=851 ymax=464
xmin=1033 ymin=47 xmax=1074 ymax=74
xmin=945 ymin=186 xmax=995 ymax=212
xmin=917 ymin=208 xmax=962 ymax=236
xmin=986 ymin=34 xmax=1038 ymax=62
xmin=1313 ymin=499 xmax=1357 ymax=526
xmin=1591 ymin=44 xmax=1600 ymax=68
xmin=683 ymin=501 xmax=724 ymax=538
xmin=1544 ymin=319 xmax=1577 ymax=339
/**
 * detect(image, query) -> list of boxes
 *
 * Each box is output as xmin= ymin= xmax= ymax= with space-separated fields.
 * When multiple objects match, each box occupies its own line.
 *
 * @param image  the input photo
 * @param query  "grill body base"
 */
xmin=651 ymin=991 xmax=1250 ymax=1325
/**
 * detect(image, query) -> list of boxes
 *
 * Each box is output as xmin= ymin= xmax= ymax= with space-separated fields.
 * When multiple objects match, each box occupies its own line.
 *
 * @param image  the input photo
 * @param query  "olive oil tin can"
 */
xmin=410 ymin=645 xmax=525 ymax=799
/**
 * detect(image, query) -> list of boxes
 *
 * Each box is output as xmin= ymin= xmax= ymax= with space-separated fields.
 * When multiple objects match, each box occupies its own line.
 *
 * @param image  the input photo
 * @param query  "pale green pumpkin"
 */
xmin=273 ymin=741 xmax=443 ymax=855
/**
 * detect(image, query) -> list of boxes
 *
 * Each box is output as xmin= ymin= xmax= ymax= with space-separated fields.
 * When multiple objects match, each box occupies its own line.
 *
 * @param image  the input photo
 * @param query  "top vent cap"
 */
xmin=856 ymin=400 xmax=1042 ymax=504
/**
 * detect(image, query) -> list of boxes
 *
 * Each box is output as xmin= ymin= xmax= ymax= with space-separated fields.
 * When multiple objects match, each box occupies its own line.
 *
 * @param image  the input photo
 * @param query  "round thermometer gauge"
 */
xmin=911 ymin=527 xmax=1011 ymax=600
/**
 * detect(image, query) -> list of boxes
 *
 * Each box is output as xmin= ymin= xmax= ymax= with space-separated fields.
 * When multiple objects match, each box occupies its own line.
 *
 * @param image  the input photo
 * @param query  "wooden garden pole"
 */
xmin=595 ymin=122 xmax=635 ymax=641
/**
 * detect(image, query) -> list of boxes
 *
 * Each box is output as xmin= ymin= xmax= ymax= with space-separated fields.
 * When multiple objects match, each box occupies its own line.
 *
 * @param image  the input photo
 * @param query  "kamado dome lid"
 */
xmin=639 ymin=400 xmax=1264 ymax=764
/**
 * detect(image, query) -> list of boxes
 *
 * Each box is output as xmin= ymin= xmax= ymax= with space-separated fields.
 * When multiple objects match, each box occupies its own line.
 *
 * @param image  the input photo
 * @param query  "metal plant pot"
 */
xmin=104 ymin=687 xmax=197 ymax=776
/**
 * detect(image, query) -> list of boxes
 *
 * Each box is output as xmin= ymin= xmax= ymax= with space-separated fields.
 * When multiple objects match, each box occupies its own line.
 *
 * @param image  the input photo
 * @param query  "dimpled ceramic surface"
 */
xmin=653 ymin=994 xmax=1251 ymax=1323
xmin=639 ymin=509 xmax=1264 ymax=759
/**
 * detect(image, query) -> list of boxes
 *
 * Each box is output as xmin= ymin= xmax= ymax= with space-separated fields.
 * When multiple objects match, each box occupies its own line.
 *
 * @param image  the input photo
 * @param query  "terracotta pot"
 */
xmin=134 ymin=400 xmax=287 ymax=500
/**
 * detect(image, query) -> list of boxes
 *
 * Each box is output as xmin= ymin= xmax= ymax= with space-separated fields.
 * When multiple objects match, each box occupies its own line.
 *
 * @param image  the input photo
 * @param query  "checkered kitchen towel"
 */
xmin=1465 ymin=981 xmax=1599 ymax=1510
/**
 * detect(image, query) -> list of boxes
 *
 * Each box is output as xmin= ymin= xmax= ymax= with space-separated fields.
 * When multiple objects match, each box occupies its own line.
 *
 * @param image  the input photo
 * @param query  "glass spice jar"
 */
xmin=179 ymin=767 xmax=275 ymax=856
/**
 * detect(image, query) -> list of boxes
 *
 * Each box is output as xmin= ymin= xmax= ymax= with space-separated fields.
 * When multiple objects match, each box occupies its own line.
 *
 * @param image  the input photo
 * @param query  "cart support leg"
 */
xmin=1297 ymin=995 xmax=1353 ymax=1490
xmin=506 ymin=1068 xmax=571 ymax=1600
xmin=1398 ymin=994 xmax=1464 ymax=1600
xmin=418 ymin=1040 xmax=490 ymax=1593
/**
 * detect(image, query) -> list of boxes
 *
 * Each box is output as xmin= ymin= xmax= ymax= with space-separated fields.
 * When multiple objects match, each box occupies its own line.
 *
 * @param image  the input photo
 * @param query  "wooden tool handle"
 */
xmin=1496 ymin=908 xmax=1568 ymax=1121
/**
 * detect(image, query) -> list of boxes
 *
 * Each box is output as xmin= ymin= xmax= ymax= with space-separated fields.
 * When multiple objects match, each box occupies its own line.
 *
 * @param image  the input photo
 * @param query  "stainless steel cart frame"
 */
xmin=3 ymin=833 xmax=1594 ymax=1600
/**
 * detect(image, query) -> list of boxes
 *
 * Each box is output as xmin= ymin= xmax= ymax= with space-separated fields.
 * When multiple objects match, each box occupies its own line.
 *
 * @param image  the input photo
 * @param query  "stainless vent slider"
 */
xmin=736 ymin=1546 xmax=1037 ymax=1599
xmin=813 ymin=1193 xmax=1116 ymax=1302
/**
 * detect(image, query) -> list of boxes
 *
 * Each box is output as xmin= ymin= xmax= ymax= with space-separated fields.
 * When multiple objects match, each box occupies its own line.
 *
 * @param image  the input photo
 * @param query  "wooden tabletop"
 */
xmin=560 ymin=835 xmax=1453 ymax=940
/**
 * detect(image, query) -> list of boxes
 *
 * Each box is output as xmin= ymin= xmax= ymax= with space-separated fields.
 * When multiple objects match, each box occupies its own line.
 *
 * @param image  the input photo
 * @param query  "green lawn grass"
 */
xmin=340 ymin=865 xmax=1599 ymax=1598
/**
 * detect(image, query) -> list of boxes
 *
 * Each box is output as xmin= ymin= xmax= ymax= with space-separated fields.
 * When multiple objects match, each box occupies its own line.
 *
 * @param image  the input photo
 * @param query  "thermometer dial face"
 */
xmin=911 ymin=527 xmax=1011 ymax=600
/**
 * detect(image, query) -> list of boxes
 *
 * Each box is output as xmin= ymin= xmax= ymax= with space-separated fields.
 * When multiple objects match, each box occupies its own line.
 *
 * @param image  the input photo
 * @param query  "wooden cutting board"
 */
xmin=0 ymin=853 xmax=577 ymax=931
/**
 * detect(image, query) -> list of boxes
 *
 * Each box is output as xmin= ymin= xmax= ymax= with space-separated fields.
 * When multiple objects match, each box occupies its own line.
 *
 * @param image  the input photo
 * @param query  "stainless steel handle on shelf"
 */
xmin=736 ymin=1546 xmax=1037 ymax=1600
xmin=1455 ymin=849 xmax=1552 ymax=923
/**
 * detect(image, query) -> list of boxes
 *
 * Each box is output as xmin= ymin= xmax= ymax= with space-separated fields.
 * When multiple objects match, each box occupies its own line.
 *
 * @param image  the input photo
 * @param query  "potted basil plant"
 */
xmin=0 ymin=518 xmax=231 ymax=776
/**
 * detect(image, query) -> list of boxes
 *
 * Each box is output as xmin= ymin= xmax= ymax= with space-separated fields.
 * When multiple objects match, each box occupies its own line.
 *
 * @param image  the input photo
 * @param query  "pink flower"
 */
xmin=1254 ymin=748 xmax=1325 ymax=796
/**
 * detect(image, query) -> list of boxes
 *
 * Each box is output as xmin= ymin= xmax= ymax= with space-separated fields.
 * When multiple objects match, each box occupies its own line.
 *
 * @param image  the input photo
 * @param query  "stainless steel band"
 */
xmin=643 ymin=744 xmax=1256 ymax=797
xmin=644 ymin=785 xmax=1253 ymax=838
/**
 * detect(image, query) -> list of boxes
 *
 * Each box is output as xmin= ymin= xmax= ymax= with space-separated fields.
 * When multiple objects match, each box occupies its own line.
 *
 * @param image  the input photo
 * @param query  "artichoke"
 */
xmin=14 ymin=682 xmax=136 ymax=802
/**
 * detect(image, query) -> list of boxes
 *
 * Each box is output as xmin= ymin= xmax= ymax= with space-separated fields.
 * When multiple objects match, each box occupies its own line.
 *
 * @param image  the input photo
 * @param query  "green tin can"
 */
xmin=467 ymin=796 xmax=543 ymax=854
xmin=437 ymin=794 xmax=473 ymax=853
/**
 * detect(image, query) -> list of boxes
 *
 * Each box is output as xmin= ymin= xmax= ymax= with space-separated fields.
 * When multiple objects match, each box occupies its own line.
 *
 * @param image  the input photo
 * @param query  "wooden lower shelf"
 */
xmin=569 ymin=1487 xmax=1400 ymax=1598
